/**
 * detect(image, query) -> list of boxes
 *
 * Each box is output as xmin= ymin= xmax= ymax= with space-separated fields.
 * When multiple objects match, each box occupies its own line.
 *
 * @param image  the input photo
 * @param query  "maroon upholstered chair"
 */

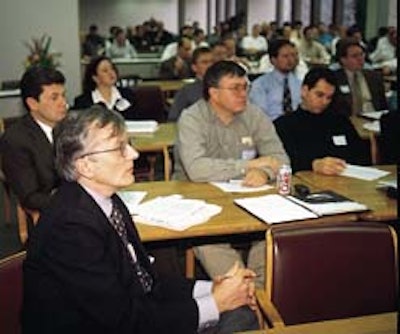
xmin=0 ymin=251 xmax=26 ymax=334
xmin=256 ymin=222 xmax=398 ymax=327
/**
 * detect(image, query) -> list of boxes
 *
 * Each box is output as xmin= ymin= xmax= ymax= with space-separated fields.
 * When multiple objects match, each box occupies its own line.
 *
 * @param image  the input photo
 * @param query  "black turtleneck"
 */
xmin=274 ymin=107 xmax=371 ymax=172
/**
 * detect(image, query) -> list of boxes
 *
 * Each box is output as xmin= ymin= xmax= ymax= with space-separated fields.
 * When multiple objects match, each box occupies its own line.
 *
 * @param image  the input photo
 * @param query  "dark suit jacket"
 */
xmin=72 ymin=87 xmax=137 ymax=120
xmin=159 ymin=56 xmax=193 ymax=79
xmin=333 ymin=69 xmax=388 ymax=117
xmin=22 ymin=182 xmax=198 ymax=334
xmin=0 ymin=114 xmax=59 ymax=210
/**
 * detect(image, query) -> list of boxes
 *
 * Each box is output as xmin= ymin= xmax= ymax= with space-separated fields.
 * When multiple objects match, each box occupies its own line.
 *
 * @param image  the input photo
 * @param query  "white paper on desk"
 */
xmin=118 ymin=191 xmax=147 ymax=214
xmin=360 ymin=110 xmax=388 ymax=120
xmin=125 ymin=120 xmax=158 ymax=133
xmin=234 ymin=194 xmax=318 ymax=224
xmin=210 ymin=181 xmax=273 ymax=193
xmin=287 ymin=196 xmax=368 ymax=216
xmin=134 ymin=194 xmax=222 ymax=231
xmin=340 ymin=165 xmax=390 ymax=181
xmin=362 ymin=120 xmax=380 ymax=133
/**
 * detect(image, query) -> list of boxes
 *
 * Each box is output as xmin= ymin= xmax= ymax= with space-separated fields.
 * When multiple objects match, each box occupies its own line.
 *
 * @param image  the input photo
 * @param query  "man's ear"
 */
xmin=26 ymin=97 xmax=39 ymax=112
xmin=75 ymin=158 xmax=94 ymax=179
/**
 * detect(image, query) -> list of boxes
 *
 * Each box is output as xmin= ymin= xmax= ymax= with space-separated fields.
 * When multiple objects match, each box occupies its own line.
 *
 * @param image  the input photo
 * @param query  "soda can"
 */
xmin=276 ymin=164 xmax=292 ymax=195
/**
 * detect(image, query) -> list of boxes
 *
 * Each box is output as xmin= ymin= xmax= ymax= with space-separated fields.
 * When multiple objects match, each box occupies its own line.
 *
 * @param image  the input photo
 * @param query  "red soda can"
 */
xmin=276 ymin=164 xmax=292 ymax=195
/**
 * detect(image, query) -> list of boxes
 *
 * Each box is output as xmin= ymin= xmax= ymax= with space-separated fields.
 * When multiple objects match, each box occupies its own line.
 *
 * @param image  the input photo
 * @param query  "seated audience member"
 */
xmin=82 ymin=24 xmax=105 ymax=59
xmin=72 ymin=56 xmax=137 ymax=120
xmin=211 ymin=42 xmax=229 ymax=63
xmin=240 ymin=24 xmax=268 ymax=58
xmin=258 ymin=49 xmax=308 ymax=80
xmin=333 ymin=38 xmax=388 ymax=116
xmin=379 ymin=110 xmax=400 ymax=164
xmin=159 ymin=37 xmax=193 ymax=79
xmin=0 ymin=66 xmax=67 ymax=211
xmin=174 ymin=61 xmax=289 ymax=288
xmin=168 ymin=47 xmax=214 ymax=121
xmin=369 ymin=26 xmax=397 ymax=66
xmin=22 ymin=105 xmax=259 ymax=333
xmin=274 ymin=67 xmax=370 ymax=175
xmin=106 ymin=27 xmax=138 ymax=59
xmin=193 ymin=28 xmax=209 ymax=49
xmin=249 ymin=39 xmax=302 ymax=121
xmin=298 ymin=25 xmax=331 ymax=65
xmin=222 ymin=36 xmax=251 ymax=69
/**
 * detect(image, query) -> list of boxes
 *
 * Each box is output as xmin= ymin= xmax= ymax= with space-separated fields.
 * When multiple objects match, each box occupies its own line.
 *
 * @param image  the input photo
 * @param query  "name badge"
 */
xmin=339 ymin=85 xmax=350 ymax=94
xmin=242 ymin=148 xmax=256 ymax=160
xmin=332 ymin=135 xmax=347 ymax=146
xmin=115 ymin=98 xmax=132 ymax=112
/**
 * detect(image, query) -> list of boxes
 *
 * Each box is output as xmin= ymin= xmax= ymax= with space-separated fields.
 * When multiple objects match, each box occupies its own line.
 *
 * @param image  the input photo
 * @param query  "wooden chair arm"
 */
xmin=16 ymin=204 xmax=40 ymax=245
xmin=256 ymin=289 xmax=285 ymax=328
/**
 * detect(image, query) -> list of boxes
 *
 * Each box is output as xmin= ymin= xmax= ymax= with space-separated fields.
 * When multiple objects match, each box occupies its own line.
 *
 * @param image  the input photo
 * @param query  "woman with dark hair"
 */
xmin=72 ymin=56 xmax=137 ymax=119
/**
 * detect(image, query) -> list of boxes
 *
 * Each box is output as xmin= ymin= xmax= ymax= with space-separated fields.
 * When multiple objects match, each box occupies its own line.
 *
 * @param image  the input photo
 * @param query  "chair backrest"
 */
xmin=131 ymin=85 xmax=167 ymax=122
xmin=266 ymin=221 xmax=398 ymax=325
xmin=0 ymin=251 xmax=26 ymax=334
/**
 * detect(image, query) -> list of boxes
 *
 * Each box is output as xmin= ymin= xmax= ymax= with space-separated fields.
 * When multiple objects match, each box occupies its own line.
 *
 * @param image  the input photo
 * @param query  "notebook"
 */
xmin=234 ymin=191 xmax=368 ymax=224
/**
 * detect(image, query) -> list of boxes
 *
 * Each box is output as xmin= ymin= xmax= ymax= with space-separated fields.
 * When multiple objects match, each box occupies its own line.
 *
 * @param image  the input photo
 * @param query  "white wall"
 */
xmin=0 ymin=0 xmax=81 ymax=104
xmin=247 ymin=0 xmax=276 ymax=32
xmin=79 ymin=0 xmax=179 ymax=36
xmin=388 ymin=0 xmax=397 ymax=26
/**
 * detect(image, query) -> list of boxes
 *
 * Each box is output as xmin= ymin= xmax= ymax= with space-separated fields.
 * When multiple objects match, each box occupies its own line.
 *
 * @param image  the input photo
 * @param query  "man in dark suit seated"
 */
xmin=332 ymin=38 xmax=388 ymax=117
xmin=274 ymin=67 xmax=371 ymax=175
xmin=159 ymin=36 xmax=194 ymax=79
xmin=22 ymin=105 xmax=259 ymax=334
xmin=0 ymin=66 xmax=67 ymax=211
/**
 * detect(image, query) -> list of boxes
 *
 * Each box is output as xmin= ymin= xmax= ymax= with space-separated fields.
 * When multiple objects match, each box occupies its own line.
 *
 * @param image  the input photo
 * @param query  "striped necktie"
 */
xmin=283 ymin=76 xmax=293 ymax=114
xmin=109 ymin=201 xmax=153 ymax=293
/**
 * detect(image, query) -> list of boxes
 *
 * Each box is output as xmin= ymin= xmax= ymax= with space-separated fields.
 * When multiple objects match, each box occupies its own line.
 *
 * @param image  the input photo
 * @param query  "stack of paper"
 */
xmin=125 ymin=120 xmax=158 ymax=133
xmin=133 ymin=194 xmax=222 ymax=231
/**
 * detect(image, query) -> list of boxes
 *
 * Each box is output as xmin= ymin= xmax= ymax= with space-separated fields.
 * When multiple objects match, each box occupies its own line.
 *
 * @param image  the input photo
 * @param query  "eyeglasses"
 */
xmin=217 ymin=84 xmax=250 ymax=94
xmin=77 ymin=142 xmax=130 ymax=159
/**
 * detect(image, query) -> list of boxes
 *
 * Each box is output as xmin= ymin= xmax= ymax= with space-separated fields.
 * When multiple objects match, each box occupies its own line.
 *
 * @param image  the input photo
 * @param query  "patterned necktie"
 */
xmin=109 ymin=200 xmax=153 ymax=293
xmin=352 ymin=72 xmax=363 ymax=115
xmin=283 ymin=76 xmax=293 ymax=114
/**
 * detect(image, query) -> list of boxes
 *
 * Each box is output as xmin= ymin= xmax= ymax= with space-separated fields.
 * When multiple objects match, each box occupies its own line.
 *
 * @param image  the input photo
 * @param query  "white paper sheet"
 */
xmin=210 ymin=180 xmax=273 ymax=193
xmin=360 ymin=110 xmax=388 ymax=120
xmin=125 ymin=120 xmax=158 ymax=133
xmin=340 ymin=165 xmax=390 ymax=181
xmin=362 ymin=120 xmax=380 ymax=133
xmin=234 ymin=194 xmax=318 ymax=224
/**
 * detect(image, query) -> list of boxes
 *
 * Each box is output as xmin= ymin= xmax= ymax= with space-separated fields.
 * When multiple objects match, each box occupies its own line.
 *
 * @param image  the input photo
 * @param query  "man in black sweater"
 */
xmin=274 ymin=67 xmax=370 ymax=174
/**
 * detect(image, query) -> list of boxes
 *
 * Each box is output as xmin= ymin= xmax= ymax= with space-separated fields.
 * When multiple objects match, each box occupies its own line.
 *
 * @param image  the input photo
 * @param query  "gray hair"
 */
xmin=54 ymin=105 xmax=126 ymax=181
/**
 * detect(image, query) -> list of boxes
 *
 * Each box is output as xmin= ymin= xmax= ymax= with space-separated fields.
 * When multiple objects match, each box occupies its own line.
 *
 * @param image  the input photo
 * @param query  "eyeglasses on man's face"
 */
xmin=216 ymin=83 xmax=250 ymax=94
xmin=77 ymin=142 xmax=132 ymax=159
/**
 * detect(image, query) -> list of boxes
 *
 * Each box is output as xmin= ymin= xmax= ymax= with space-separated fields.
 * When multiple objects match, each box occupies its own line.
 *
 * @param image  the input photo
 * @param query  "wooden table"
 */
xmin=129 ymin=122 xmax=176 ymax=180
xmin=238 ymin=312 xmax=397 ymax=334
xmin=296 ymin=165 xmax=397 ymax=221
xmin=125 ymin=180 xmax=358 ymax=276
